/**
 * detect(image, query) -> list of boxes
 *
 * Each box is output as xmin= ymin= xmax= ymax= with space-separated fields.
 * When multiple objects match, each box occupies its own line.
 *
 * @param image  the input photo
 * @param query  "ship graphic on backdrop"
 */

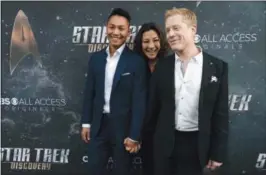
xmin=9 ymin=10 xmax=42 ymax=75
xmin=2 ymin=10 xmax=67 ymax=113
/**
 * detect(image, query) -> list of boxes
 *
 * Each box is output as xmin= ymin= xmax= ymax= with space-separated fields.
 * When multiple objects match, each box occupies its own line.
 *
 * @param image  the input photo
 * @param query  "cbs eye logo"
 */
xmin=194 ymin=34 xmax=201 ymax=44
xmin=1 ymin=98 xmax=18 ymax=105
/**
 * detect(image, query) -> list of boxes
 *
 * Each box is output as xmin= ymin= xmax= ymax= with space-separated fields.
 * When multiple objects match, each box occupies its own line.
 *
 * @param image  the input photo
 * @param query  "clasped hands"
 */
xmin=123 ymin=137 xmax=141 ymax=153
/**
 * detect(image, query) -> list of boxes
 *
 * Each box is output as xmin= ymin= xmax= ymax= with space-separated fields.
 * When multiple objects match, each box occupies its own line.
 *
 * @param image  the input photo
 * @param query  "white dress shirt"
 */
xmin=174 ymin=51 xmax=203 ymax=131
xmin=82 ymin=44 xmax=126 ymax=128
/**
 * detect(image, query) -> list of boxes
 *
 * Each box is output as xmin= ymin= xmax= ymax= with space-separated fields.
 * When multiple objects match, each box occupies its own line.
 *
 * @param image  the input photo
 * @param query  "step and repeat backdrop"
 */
xmin=1 ymin=1 xmax=266 ymax=175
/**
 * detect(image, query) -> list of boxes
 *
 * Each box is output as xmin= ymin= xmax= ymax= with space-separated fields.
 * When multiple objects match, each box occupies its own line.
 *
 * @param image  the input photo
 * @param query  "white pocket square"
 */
xmin=210 ymin=76 xmax=218 ymax=83
xmin=122 ymin=72 xmax=131 ymax=76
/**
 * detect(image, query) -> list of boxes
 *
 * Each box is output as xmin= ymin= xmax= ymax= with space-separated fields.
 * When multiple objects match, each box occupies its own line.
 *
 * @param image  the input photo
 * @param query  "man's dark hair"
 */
xmin=107 ymin=8 xmax=131 ymax=24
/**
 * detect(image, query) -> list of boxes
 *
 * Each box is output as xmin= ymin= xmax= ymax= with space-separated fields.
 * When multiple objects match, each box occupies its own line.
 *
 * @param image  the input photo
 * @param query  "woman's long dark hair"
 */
xmin=134 ymin=22 xmax=168 ymax=61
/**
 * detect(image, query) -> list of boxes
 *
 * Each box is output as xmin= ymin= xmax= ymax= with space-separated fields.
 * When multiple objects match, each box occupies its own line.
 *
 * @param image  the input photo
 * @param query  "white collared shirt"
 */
xmin=174 ymin=50 xmax=203 ymax=131
xmin=103 ymin=44 xmax=126 ymax=113
xmin=82 ymin=44 xmax=126 ymax=128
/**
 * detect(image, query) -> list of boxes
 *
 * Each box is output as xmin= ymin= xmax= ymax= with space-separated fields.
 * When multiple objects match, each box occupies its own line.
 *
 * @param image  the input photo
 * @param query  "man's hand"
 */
xmin=124 ymin=137 xmax=140 ymax=153
xmin=81 ymin=127 xmax=90 ymax=143
xmin=206 ymin=160 xmax=223 ymax=170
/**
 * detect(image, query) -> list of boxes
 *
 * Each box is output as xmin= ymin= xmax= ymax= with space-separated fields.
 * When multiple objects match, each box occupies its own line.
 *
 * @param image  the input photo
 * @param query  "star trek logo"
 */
xmin=1 ymin=147 xmax=70 ymax=171
xmin=228 ymin=94 xmax=252 ymax=111
xmin=72 ymin=25 xmax=142 ymax=53
xmin=9 ymin=10 xmax=41 ymax=75
xmin=256 ymin=153 xmax=266 ymax=170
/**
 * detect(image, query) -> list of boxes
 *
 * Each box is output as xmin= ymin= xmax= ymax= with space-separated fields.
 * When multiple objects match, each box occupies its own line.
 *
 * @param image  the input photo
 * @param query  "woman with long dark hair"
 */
xmin=134 ymin=22 xmax=167 ymax=74
xmin=134 ymin=22 xmax=168 ymax=175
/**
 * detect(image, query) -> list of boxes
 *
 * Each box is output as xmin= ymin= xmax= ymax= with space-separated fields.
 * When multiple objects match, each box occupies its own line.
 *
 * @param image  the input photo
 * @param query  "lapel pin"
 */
xmin=211 ymin=76 xmax=217 ymax=82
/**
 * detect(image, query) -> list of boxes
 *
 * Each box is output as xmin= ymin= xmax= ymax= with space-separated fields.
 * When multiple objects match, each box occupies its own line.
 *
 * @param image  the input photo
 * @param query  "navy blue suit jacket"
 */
xmin=81 ymin=46 xmax=147 ymax=141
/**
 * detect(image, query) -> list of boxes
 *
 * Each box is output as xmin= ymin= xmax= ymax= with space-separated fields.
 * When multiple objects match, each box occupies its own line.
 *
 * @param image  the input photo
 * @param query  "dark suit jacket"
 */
xmin=81 ymin=46 xmax=147 ymax=142
xmin=146 ymin=52 xmax=229 ymax=167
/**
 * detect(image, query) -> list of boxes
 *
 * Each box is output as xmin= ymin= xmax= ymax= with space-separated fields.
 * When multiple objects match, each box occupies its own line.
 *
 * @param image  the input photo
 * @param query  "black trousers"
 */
xmin=141 ymin=133 xmax=154 ymax=175
xmin=154 ymin=130 xmax=202 ymax=175
xmin=86 ymin=114 xmax=132 ymax=175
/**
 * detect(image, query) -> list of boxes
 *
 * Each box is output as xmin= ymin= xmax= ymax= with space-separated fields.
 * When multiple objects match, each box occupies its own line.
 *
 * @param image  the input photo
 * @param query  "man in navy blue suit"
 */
xmin=81 ymin=8 xmax=147 ymax=175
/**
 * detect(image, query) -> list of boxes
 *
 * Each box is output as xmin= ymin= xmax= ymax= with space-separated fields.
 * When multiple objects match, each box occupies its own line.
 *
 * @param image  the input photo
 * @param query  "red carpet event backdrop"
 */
xmin=1 ymin=1 xmax=266 ymax=175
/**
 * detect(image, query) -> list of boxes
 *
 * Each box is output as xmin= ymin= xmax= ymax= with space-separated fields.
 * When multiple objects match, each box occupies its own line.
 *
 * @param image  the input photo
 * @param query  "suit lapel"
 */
xmin=169 ymin=54 xmax=176 ymax=109
xmin=98 ymin=51 xmax=107 ymax=99
xmin=199 ymin=52 xmax=215 ymax=111
xmin=112 ymin=46 xmax=129 ymax=90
